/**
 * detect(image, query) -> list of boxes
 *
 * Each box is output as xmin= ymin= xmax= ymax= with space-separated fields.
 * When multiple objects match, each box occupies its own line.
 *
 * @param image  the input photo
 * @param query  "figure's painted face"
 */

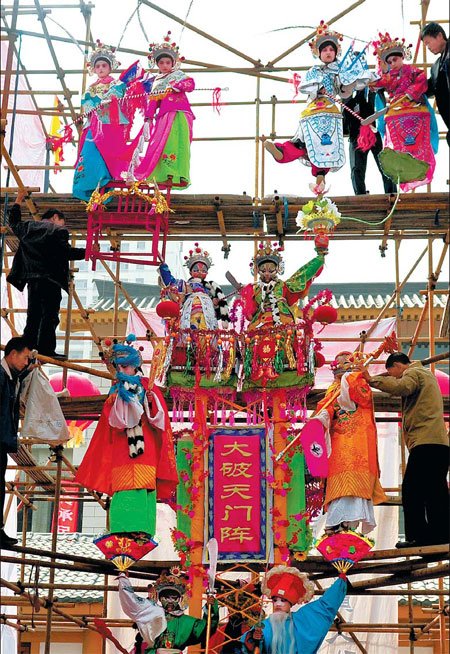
xmin=157 ymin=56 xmax=175 ymax=73
xmin=258 ymin=261 xmax=278 ymax=283
xmin=272 ymin=596 xmax=292 ymax=614
xmin=190 ymin=261 xmax=208 ymax=279
xmin=422 ymin=33 xmax=446 ymax=55
xmin=159 ymin=590 xmax=182 ymax=612
xmin=117 ymin=363 xmax=137 ymax=376
xmin=94 ymin=59 xmax=112 ymax=79
xmin=319 ymin=44 xmax=337 ymax=63
xmin=386 ymin=54 xmax=404 ymax=71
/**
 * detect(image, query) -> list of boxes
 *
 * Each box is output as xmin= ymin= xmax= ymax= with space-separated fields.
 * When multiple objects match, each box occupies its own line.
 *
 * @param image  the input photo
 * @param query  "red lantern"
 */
xmin=312 ymin=304 xmax=338 ymax=325
xmin=49 ymin=373 xmax=101 ymax=446
xmin=314 ymin=351 xmax=326 ymax=368
xmin=156 ymin=300 xmax=180 ymax=319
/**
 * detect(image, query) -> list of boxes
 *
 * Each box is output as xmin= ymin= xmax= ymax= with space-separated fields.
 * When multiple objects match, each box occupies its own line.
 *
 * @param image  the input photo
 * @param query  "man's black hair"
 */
xmin=4 ymin=336 xmax=32 ymax=356
xmin=421 ymin=22 xmax=447 ymax=41
xmin=41 ymin=209 xmax=65 ymax=221
xmin=385 ymin=352 xmax=411 ymax=368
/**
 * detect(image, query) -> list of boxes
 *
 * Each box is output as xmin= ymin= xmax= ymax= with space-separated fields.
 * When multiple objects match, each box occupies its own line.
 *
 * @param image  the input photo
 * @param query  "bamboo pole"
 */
xmin=314 ymin=579 xmax=367 ymax=653
xmin=254 ymin=75 xmax=261 ymax=201
xmin=43 ymin=446 xmax=63 ymax=654
xmin=268 ymin=0 xmax=367 ymax=66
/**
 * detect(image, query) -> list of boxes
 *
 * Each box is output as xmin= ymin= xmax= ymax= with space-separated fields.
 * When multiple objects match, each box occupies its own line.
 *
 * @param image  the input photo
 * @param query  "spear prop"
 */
xmin=205 ymin=538 xmax=218 ymax=654
xmin=275 ymin=332 xmax=398 ymax=463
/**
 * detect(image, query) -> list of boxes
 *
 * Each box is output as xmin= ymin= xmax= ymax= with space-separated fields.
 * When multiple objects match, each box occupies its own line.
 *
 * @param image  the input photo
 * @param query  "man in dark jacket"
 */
xmin=0 ymin=337 xmax=33 ymax=547
xmin=343 ymin=88 xmax=397 ymax=195
xmin=421 ymin=23 xmax=450 ymax=146
xmin=7 ymin=192 xmax=85 ymax=358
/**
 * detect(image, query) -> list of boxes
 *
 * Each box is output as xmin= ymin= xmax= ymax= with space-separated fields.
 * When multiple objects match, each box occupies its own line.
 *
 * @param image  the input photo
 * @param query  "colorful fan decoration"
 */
xmin=94 ymin=531 xmax=158 ymax=571
xmin=315 ymin=531 xmax=374 ymax=574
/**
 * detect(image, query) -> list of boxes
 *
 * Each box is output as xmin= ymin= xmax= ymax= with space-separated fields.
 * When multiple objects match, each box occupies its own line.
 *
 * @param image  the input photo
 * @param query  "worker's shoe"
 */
xmin=0 ymin=529 xmax=18 ymax=548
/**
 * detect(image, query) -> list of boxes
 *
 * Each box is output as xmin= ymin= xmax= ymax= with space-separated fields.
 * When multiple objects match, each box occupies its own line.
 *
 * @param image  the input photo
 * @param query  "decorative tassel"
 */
xmin=212 ymin=87 xmax=223 ymax=115
xmin=243 ymin=338 xmax=252 ymax=379
xmin=221 ymin=404 xmax=226 ymax=424
xmin=285 ymin=329 xmax=296 ymax=369
xmin=214 ymin=340 xmax=224 ymax=383
xmin=223 ymin=337 xmax=235 ymax=381
xmin=205 ymin=334 xmax=212 ymax=378
xmin=357 ymin=124 xmax=377 ymax=152
xmin=185 ymin=336 xmax=193 ymax=375
xmin=160 ymin=336 xmax=174 ymax=386
xmin=213 ymin=400 xmax=218 ymax=424
xmin=188 ymin=400 xmax=193 ymax=422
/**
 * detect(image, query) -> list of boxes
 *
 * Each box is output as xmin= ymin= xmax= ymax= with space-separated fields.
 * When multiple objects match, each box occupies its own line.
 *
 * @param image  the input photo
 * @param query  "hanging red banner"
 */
xmin=51 ymin=481 xmax=79 ymax=534
xmin=208 ymin=427 xmax=268 ymax=561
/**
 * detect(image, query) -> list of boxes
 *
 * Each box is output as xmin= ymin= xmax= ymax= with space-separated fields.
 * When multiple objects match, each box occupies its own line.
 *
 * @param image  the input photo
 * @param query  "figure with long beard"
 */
xmin=242 ymin=566 xmax=346 ymax=654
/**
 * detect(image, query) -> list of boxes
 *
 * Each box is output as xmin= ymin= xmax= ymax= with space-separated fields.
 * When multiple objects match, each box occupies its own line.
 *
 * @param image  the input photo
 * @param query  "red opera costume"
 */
xmin=75 ymin=377 xmax=177 ymax=535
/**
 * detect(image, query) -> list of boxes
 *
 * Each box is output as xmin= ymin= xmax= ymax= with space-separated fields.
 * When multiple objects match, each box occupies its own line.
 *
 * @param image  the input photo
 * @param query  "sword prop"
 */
xmin=205 ymin=538 xmax=218 ymax=654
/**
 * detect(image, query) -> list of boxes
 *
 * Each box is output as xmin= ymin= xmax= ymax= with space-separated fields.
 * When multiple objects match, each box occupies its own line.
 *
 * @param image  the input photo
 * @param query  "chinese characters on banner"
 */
xmin=208 ymin=427 xmax=267 ymax=560
xmin=51 ymin=481 xmax=79 ymax=533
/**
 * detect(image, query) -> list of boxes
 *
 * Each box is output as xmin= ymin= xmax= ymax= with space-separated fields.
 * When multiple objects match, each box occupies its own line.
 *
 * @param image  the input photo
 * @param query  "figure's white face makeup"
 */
xmin=258 ymin=261 xmax=278 ymax=283
xmin=386 ymin=54 xmax=404 ymax=71
xmin=94 ymin=60 xmax=111 ymax=79
xmin=319 ymin=44 xmax=337 ymax=63
xmin=157 ymin=56 xmax=174 ymax=73
xmin=190 ymin=261 xmax=208 ymax=279
xmin=272 ymin=596 xmax=292 ymax=614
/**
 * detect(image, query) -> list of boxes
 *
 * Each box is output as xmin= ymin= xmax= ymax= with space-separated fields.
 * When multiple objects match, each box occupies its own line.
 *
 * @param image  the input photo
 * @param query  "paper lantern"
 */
xmin=312 ymin=304 xmax=338 ymax=325
xmin=156 ymin=300 xmax=180 ymax=319
xmin=49 ymin=372 xmax=101 ymax=446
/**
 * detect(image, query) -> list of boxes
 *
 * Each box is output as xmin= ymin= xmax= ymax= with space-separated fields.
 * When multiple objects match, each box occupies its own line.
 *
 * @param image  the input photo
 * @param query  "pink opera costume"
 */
xmin=73 ymin=41 xmax=148 ymax=202
xmin=128 ymin=32 xmax=195 ymax=188
xmin=265 ymin=22 xmax=375 ymax=179
xmin=371 ymin=33 xmax=439 ymax=191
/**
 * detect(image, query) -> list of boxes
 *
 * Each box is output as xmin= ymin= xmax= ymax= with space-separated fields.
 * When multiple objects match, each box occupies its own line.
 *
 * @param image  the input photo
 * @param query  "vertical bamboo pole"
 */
xmin=438 ymin=577 xmax=448 ymax=653
xmin=80 ymin=1 xmax=93 ymax=97
xmin=254 ymin=75 xmax=261 ymax=202
xmin=394 ymin=238 xmax=402 ymax=341
xmin=62 ymin=237 xmax=76 ymax=385
xmin=427 ymin=237 xmax=436 ymax=372
xmin=188 ymin=391 xmax=208 ymax=634
xmin=113 ymin=258 xmax=121 ymax=338
xmin=272 ymin=389 xmax=288 ymax=564
xmin=43 ymin=446 xmax=63 ymax=654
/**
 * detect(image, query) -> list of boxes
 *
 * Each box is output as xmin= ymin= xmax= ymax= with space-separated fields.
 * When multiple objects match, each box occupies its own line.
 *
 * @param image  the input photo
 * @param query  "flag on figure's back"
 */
xmin=48 ymin=96 xmax=73 ymax=173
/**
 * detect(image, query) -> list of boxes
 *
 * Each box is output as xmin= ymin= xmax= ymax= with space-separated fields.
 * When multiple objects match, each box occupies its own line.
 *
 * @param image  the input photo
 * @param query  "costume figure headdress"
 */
xmin=148 ymin=31 xmax=185 ymax=69
xmin=372 ymin=32 xmax=412 ymax=62
xmin=330 ymin=350 xmax=369 ymax=376
xmin=101 ymin=334 xmax=143 ymax=370
xmin=184 ymin=243 xmax=213 ymax=271
xmin=309 ymin=21 xmax=343 ymax=58
xmin=148 ymin=566 xmax=189 ymax=602
xmin=250 ymin=241 xmax=285 ymax=275
xmin=263 ymin=565 xmax=314 ymax=606
xmin=87 ymin=40 xmax=120 ymax=75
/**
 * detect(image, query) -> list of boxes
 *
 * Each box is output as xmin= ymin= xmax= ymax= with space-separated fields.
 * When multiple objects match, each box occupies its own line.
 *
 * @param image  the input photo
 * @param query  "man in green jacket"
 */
xmin=362 ymin=353 xmax=449 ymax=548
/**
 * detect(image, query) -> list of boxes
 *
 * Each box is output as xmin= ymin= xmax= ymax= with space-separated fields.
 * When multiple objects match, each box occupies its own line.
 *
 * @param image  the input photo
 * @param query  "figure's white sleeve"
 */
xmin=118 ymin=575 xmax=167 ymax=646
xmin=144 ymin=391 xmax=165 ymax=431
xmin=109 ymin=395 xmax=144 ymax=429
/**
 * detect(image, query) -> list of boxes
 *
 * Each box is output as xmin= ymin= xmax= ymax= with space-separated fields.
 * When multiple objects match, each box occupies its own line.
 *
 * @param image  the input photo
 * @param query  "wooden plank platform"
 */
xmin=2 ymin=192 xmax=449 ymax=240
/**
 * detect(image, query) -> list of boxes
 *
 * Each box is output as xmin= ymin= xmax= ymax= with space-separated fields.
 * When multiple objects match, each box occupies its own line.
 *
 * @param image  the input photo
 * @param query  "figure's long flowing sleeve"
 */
xmin=118 ymin=575 xmax=167 ymax=646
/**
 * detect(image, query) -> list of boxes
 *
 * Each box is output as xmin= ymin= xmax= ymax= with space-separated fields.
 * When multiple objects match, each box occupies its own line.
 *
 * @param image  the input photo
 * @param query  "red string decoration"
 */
xmin=212 ymin=87 xmax=223 ymax=115
xmin=46 ymin=125 xmax=73 ymax=173
xmin=289 ymin=72 xmax=302 ymax=101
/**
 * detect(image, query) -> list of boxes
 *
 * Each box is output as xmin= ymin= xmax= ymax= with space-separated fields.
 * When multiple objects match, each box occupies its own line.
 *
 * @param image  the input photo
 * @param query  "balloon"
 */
xmin=434 ymin=369 xmax=449 ymax=396
xmin=49 ymin=373 xmax=101 ymax=446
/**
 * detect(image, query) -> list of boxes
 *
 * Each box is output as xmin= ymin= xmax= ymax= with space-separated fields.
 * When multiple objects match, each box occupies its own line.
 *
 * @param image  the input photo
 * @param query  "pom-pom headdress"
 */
xmin=251 ymin=241 xmax=285 ymax=274
xmin=263 ymin=565 xmax=314 ymax=606
xmin=87 ymin=40 xmax=120 ymax=75
xmin=184 ymin=243 xmax=213 ymax=271
xmin=101 ymin=334 xmax=143 ymax=370
xmin=148 ymin=31 xmax=185 ymax=69
xmin=309 ymin=21 xmax=343 ymax=58
xmin=372 ymin=32 xmax=412 ymax=62
xmin=148 ymin=567 xmax=189 ymax=604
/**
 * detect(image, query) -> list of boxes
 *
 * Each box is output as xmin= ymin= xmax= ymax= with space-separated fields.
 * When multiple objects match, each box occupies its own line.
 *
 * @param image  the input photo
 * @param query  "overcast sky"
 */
xmin=4 ymin=0 xmax=449 ymax=284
